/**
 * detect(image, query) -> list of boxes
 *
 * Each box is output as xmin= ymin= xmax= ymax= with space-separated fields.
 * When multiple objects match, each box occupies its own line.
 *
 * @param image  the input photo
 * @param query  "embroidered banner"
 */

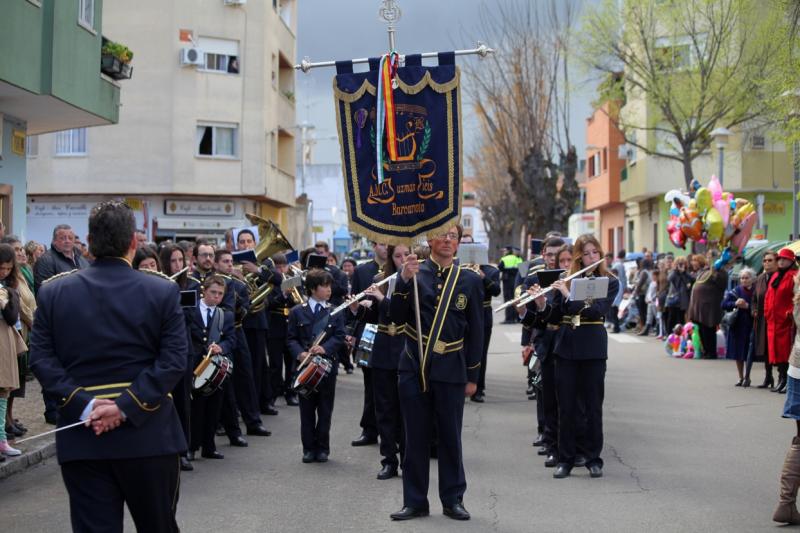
xmin=333 ymin=54 xmax=462 ymax=244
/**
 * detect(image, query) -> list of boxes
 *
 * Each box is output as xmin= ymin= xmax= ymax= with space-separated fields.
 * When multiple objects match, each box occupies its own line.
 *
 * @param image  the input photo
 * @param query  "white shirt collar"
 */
xmin=307 ymin=297 xmax=328 ymax=311
xmin=199 ymin=300 xmax=216 ymax=324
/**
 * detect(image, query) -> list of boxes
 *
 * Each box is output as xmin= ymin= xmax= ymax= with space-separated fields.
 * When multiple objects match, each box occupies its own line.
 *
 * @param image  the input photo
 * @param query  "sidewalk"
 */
xmin=0 ymin=377 xmax=56 ymax=480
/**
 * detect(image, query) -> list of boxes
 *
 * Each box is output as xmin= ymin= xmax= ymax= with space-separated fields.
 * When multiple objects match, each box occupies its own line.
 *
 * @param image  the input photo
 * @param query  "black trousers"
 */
xmin=698 ymin=324 xmax=717 ymax=358
xmin=665 ymin=306 xmax=684 ymax=333
xmin=221 ymin=329 xmax=262 ymax=434
xmin=399 ymin=374 xmax=466 ymax=509
xmin=502 ymin=279 xmax=516 ymax=323
xmin=61 ymin=454 xmax=180 ymax=533
xmin=540 ymin=355 xmax=559 ymax=451
xmin=171 ymin=370 xmax=192 ymax=451
xmin=244 ymin=327 xmax=268 ymax=408
xmin=635 ymin=295 xmax=647 ymax=325
xmin=609 ymin=306 xmax=620 ymax=332
xmin=359 ymin=367 xmax=378 ymax=439
xmin=476 ymin=325 xmax=492 ymax=394
xmin=554 ymin=356 xmax=606 ymax=468
xmin=266 ymin=336 xmax=293 ymax=401
xmin=190 ymin=386 xmax=224 ymax=453
xmin=299 ymin=374 xmax=337 ymax=454
xmin=372 ymin=367 xmax=403 ymax=467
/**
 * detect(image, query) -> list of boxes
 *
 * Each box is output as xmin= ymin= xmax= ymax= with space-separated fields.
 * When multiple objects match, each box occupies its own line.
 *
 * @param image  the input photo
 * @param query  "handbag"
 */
xmin=721 ymin=308 xmax=739 ymax=329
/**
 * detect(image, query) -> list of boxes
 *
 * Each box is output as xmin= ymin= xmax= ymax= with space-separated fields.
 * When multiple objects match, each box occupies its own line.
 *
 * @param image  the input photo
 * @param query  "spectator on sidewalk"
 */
xmin=609 ymin=250 xmax=627 ymax=333
xmin=765 ymin=248 xmax=798 ymax=394
xmin=0 ymin=243 xmax=26 ymax=458
xmin=665 ymin=256 xmax=692 ymax=332
xmin=722 ymin=268 xmax=755 ymax=387
xmin=752 ymin=252 xmax=778 ymax=388
xmin=33 ymin=225 xmax=89 ymax=293
xmin=687 ymin=259 xmax=728 ymax=359
xmin=633 ymin=259 xmax=652 ymax=334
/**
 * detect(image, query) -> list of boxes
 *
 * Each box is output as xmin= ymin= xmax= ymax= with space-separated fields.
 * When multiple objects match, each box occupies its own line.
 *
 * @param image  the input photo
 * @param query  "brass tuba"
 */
xmin=243 ymin=213 xmax=294 ymax=314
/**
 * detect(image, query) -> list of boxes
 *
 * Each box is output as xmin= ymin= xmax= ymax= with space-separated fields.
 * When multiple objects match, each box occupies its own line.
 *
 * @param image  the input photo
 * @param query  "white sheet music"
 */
xmin=568 ymin=277 xmax=609 ymax=302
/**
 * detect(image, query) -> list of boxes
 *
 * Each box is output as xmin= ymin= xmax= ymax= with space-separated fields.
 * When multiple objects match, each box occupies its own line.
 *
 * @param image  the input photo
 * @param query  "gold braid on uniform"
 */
xmin=41 ymin=269 xmax=78 ymax=285
xmin=138 ymin=269 xmax=177 ymax=284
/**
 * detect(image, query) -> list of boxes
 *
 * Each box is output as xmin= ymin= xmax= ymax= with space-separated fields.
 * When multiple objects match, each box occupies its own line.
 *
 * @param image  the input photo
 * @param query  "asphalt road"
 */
xmin=2 ymin=322 xmax=794 ymax=532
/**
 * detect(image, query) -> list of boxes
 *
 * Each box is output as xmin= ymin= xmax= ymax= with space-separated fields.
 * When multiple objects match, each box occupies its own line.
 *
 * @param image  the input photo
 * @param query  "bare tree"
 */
xmin=579 ymin=0 xmax=786 ymax=189
xmin=463 ymin=0 xmax=580 ymax=253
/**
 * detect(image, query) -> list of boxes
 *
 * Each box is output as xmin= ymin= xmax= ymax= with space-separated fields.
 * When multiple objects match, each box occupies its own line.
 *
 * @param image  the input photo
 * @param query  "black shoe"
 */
xmin=215 ymin=427 xmax=226 ymax=437
xmin=260 ymin=406 xmax=279 ymax=416
xmin=5 ymin=425 xmax=23 ymax=437
xmin=588 ymin=464 xmax=603 ymax=478
xmin=390 ymin=507 xmax=430 ymax=521
xmin=351 ymin=434 xmax=378 ymax=447
xmin=774 ymin=378 xmax=788 ymax=393
xmin=574 ymin=455 xmax=587 ymax=468
xmin=302 ymin=451 xmax=315 ymax=463
xmin=544 ymin=454 xmax=558 ymax=468
xmin=637 ymin=328 xmax=650 ymax=336
xmin=187 ymin=451 xmax=196 ymax=461
xmin=180 ymin=457 xmax=194 ymax=471
xmin=246 ymin=425 xmax=272 ymax=437
xmin=537 ymin=447 xmax=550 ymax=456
xmin=443 ymin=502 xmax=471 ymax=521
xmin=553 ymin=464 xmax=572 ymax=478
xmin=470 ymin=392 xmax=485 ymax=403
xmin=735 ymin=379 xmax=743 ymax=387
xmin=229 ymin=435 xmax=249 ymax=447
xmin=611 ymin=328 xmax=621 ymax=334
xmin=533 ymin=433 xmax=545 ymax=447
xmin=201 ymin=450 xmax=225 ymax=460
xmin=285 ymin=395 xmax=299 ymax=406
xmin=377 ymin=464 xmax=398 ymax=480
xmin=315 ymin=451 xmax=329 ymax=463
xmin=742 ymin=378 xmax=751 ymax=388
xmin=525 ymin=384 xmax=535 ymax=396
xmin=758 ymin=376 xmax=775 ymax=389
xmin=43 ymin=413 xmax=57 ymax=426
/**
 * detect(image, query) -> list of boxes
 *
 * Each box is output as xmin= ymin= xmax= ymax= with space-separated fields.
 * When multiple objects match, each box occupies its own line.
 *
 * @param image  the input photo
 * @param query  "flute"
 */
xmin=170 ymin=266 xmax=189 ymax=280
xmin=330 ymin=273 xmax=398 ymax=316
xmin=494 ymin=259 xmax=605 ymax=313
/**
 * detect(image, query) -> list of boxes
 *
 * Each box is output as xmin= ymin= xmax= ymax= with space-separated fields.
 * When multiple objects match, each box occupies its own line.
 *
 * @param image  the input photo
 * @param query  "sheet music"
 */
xmin=568 ymin=277 xmax=609 ymax=302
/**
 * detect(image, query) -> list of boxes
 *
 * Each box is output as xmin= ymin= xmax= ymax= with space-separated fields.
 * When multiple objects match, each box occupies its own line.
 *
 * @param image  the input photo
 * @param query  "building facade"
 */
xmin=27 ymin=0 xmax=298 ymax=244
xmin=0 ymin=0 xmax=122 ymax=236
xmin=462 ymin=178 xmax=488 ymax=245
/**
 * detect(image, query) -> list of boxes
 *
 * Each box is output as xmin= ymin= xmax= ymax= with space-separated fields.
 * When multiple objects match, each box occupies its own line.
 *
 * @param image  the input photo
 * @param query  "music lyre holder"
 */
xmin=568 ymin=277 xmax=609 ymax=302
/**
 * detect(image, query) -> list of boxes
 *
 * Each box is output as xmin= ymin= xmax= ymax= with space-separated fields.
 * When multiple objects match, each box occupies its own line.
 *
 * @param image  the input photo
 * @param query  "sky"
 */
xmin=295 ymin=0 xmax=596 ymax=170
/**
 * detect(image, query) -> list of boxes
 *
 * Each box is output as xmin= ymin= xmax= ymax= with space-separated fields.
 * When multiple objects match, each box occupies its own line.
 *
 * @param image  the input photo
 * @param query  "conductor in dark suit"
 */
xmin=30 ymin=201 xmax=187 ymax=533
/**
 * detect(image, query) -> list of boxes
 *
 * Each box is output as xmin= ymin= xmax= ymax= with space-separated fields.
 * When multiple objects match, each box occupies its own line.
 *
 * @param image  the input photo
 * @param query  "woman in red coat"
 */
xmin=765 ymin=247 xmax=799 ymax=393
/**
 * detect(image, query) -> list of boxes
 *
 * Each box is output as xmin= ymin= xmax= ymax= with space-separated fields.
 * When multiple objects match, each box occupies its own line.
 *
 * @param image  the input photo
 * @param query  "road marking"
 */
xmin=608 ymin=333 xmax=645 ymax=344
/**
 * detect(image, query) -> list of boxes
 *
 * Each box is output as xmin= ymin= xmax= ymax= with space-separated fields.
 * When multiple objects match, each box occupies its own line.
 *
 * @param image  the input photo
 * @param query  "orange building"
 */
xmin=585 ymin=101 xmax=626 ymax=255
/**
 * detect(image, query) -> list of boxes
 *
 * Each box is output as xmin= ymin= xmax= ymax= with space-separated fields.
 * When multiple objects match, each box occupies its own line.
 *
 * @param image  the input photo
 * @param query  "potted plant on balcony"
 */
xmin=101 ymin=39 xmax=134 ymax=80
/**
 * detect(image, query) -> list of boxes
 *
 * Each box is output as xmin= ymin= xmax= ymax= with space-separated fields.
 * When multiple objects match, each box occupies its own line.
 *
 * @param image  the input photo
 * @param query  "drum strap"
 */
xmin=309 ymin=310 xmax=330 ymax=348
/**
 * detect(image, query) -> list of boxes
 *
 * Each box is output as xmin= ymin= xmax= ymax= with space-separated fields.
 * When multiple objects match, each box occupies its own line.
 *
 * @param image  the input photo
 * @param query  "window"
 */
xmin=26 ymin=135 xmax=38 ymax=158
xmin=272 ymin=54 xmax=278 ymax=88
xmin=462 ymin=215 xmax=473 ymax=229
xmin=588 ymin=151 xmax=601 ymax=178
xmin=197 ymin=37 xmax=240 ymax=74
xmin=628 ymin=131 xmax=638 ymax=162
xmin=78 ymin=0 xmax=94 ymax=29
xmin=602 ymin=148 xmax=608 ymax=170
xmin=196 ymin=123 xmax=237 ymax=158
xmin=751 ymin=134 xmax=765 ymax=150
xmin=627 ymin=220 xmax=635 ymax=253
xmin=55 ymin=128 xmax=87 ymax=156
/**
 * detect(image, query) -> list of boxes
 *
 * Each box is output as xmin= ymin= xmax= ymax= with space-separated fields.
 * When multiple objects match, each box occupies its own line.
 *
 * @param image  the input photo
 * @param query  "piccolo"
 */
xmin=494 ymin=259 xmax=605 ymax=313
xmin=330 ymin=273 xmax=398 ymax=316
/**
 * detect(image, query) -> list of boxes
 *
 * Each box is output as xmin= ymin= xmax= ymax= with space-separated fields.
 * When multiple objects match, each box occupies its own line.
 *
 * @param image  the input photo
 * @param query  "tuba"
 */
xmin=243 ymin=213 xmax=294 ymax=314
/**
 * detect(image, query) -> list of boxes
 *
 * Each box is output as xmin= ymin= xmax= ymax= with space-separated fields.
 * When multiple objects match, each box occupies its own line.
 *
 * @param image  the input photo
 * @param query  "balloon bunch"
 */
xmin=665 ymin=175 xmax=757 ymax=269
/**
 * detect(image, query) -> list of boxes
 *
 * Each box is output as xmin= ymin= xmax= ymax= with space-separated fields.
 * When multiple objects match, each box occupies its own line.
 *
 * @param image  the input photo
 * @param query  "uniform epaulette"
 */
xmin=187 ymin=275 xmax=201 ymax=284
xmin=218 ymin=273 xmax=233 ymax=280
xmin=139 ymin=269 xmax=176 ymax=284
xmin=42 ymin=269 xmax=78 ymax=285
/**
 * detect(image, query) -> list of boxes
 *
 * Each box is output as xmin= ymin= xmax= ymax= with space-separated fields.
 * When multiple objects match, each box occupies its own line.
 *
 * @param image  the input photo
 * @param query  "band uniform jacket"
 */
xmin=188 ymin=306 xmax=236 ymax=365
xmin=350 ymin=260 xmax=382 ymax=340
xmin=286 ymin=302 xmax=346 ymax=377
xmin=538 ymin=275 xmax=619 ymax=361
xmin=479 ymin=264 xmax=501 ymax=329
xmin=361 ymin=280 xmax=404 ymax=370
xmin=266 ymin=287 xmax=296 ymax=340
xmin=390 ymin=259 xmax=484 ymax=384
xmin=191 ymin=269 xmax=236 ymax=315
xmin=30 ymin=258 xmax=188 ymax=463
xmin=521 ymin=288 xmax=559 ymax=362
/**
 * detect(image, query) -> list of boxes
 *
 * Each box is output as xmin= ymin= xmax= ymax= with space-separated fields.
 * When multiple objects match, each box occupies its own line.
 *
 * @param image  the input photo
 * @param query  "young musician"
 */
xmin=188 ymin=276 xmax=235 ymax=460
xmin=287 ymin=269 xmax=345 ymax=463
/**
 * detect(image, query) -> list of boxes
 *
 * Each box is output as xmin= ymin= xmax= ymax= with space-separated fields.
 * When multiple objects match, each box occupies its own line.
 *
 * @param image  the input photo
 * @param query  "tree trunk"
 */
xmin=681 ymin=150 xmax=695 ymax=191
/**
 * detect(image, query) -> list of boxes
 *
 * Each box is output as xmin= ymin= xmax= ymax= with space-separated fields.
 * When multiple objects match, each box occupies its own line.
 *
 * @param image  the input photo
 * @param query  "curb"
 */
xmin=0 ymin=439 xmax=56 ymax=481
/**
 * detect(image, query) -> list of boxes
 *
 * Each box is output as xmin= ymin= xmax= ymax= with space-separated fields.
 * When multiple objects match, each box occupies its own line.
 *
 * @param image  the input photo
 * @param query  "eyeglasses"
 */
xmin=198 ymin=252 xmax=214 ymax=258
xmin=433 ymin=232 xmax=459 ymax=241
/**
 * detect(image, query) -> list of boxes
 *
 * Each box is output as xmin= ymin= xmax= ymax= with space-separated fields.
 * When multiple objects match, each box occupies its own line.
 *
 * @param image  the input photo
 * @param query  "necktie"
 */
xmin=314 ymin=303 xmax=323 ymax=316
xmin=206 ymin=307 xmax=214 ymax=328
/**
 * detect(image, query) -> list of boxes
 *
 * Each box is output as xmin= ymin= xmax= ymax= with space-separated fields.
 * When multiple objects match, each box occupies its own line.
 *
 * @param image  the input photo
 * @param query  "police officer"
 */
xmin=531 ymin=234 xmax=618 ymax=479
xmin=498 ymin=246 xmax=522 ymax=324
xmin=389 ymin=225 xmax=484 ymax=522
xmin=30 ymin=201 xmax=187 ymax=532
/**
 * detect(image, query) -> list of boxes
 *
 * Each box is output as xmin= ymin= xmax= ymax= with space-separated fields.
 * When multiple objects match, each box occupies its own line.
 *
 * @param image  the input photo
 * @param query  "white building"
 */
xmin=26 ymin=0 xmax=298 ymax=245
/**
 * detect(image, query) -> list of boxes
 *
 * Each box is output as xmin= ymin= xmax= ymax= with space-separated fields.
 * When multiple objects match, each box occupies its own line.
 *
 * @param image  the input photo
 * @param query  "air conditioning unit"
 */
xmin=618 ymin=144 xmax=632 ymax=160
xmin=180 ymin=47 xmax=205 ymax=67
xmin=223 ymin=0 xmax=246 ymax=5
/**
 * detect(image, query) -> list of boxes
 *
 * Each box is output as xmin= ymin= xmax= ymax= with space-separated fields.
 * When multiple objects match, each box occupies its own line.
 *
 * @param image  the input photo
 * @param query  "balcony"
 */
xmin=266 ymin=165 xmax=296 ymax=206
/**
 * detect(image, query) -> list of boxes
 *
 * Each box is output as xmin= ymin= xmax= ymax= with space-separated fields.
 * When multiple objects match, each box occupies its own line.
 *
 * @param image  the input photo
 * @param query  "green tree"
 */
xmin=579 ymin=0 xmax=786 ymax=190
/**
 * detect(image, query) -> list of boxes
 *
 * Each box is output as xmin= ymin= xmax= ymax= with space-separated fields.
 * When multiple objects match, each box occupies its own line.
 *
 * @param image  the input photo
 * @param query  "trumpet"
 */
xmin=494 ymin=259 xmax=605 ymax=313
xmin=330 ymin=273 xmax=398 ymax=316
xmin=282 ymin=272 xmax=307 ymax=305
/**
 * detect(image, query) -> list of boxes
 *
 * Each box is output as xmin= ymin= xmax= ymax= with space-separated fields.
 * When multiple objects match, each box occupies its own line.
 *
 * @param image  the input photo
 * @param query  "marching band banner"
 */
xmin=333 ymin=53 xmax=462 ymax=244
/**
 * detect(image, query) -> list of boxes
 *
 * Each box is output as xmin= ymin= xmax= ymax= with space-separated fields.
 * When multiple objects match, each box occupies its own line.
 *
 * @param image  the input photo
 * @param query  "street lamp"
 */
xmin=781 ymin=89 xmax=800 ymax=240
xmin=710 ymin=127 xmax=732 ymax=187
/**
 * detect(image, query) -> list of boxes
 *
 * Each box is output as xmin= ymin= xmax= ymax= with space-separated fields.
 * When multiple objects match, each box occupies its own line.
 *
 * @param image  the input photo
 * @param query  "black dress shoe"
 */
xmin=302 ymin=451 xmax=315 ymax=463
xmin=215 ymin=427 xmax=226 ymax=437
xmin=261 ymin=406 xmax=279 ymax=416
xmin=574 ymin=455 xmax=587 ymax=468
xmin=351 ymin=434 xmax=378 ymax=447
xmin=544 ymin=454 xmax=558 ymax=468
xmin=533 ymin=433 xmax=545 ymax=447
xmin=537 ymin=447 xmax=550 ymax=456
xmin=229 ymin=435 xmax=249 ymax=447
xmin=390 ymin=507 xmax=429 ymax=521
xmin=285 ymin=395 xmax=299 ymax=406
xmin=315 ymin=451 xmax=329 ymax=463
xmin=553 ymin=464 xmax=572 ymax=478
xmin=377 ymin=464 xmax=398 ymax=480
xmin=735 ymin=379 xmax=743 ymax=387
xmin=180 ymin=457 xmax=194 ymax=471
xmin=588 ymin=464 xmax=603 ymax=478
xmin=201 ymin=450 xmax=225 ymax=460
xmin=470 ymin=393 xmax=485 ymax=403
xmin=246 ymin=425 xmax=272 ymax=436
xmin=443 ymin=502 xmax=470 ymax=521
xmin=742 ymin=378 xmax=751 ymax=388
xmin=187 ymin=451 xmax=196 ymax=461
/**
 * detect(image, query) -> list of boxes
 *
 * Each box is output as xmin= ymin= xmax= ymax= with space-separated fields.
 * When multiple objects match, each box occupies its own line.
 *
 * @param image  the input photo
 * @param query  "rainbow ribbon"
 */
xmin=376 ymin=52 xmax=399 ymax=184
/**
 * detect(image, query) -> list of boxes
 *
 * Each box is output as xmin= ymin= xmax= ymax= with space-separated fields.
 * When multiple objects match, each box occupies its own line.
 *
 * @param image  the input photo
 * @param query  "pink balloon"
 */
xmin=714 ymin=198 xmax=730 ymax=226
xmin=730 ymin=212 xmax=757 ymax=253
xmin=708 ymin=175 xmax=723 ymax=201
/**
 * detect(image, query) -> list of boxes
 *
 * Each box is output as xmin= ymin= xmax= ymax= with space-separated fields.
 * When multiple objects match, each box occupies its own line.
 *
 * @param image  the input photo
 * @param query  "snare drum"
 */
xmin=356 ymin=323 xmax=378 ymax=368
xmin=193 ymin=354 xmax=233 ymax=397
xmin=292 ymin=355 xmax=333 ymax=398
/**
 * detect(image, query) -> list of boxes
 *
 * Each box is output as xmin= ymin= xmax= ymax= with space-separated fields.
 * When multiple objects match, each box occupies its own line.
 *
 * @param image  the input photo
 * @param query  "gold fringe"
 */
xmin=332 ymin=68 xmax=460 ymax=102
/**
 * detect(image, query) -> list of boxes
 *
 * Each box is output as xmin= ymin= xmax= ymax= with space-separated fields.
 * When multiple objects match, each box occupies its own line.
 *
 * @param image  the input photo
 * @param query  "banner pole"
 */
xmin=412 ymin=273 xmax=426 ymax=391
